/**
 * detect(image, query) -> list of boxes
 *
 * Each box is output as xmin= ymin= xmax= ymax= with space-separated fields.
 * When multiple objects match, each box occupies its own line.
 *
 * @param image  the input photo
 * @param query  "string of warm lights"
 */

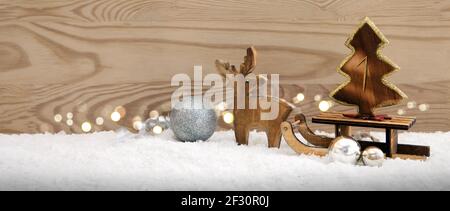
xmin=51 ymin=95 xmax=430 ymax=133
xmin=291 ymin=92 xmax=430 ymax=115
xmin=396 ymin=101 xmax=430 ymax=116
xmin=53 ymin=105 xmax=133 ymax=133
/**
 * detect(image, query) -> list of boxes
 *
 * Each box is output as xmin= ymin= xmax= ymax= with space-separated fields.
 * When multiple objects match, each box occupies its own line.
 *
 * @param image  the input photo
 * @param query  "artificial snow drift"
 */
xmin=0 ymin=129 xmax=449 ymax=191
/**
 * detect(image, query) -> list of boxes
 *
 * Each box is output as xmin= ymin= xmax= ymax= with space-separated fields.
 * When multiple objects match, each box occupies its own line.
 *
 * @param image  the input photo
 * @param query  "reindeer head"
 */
xmin=215 ymin=46 xmax=269 ymax=93
xmin=215 ymin=47 xmax=257 ymax=77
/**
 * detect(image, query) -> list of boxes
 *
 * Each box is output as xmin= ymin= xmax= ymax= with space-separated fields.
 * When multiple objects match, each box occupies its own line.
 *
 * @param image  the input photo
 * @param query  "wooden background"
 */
xmin=0 ymin=0 xmax=449 ymax=134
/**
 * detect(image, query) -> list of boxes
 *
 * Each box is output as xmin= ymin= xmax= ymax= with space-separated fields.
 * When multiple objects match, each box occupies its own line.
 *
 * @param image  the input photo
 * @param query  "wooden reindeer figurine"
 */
xmin=216 ymin=47 xmax=294 ymax=148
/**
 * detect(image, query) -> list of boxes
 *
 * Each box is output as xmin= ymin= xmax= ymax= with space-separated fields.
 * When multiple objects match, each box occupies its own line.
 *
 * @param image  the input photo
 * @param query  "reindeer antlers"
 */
xmin=240 ymin=47 xmax=257 ymax=76
xmin=215 ymin=47 xmax=257 ymax=77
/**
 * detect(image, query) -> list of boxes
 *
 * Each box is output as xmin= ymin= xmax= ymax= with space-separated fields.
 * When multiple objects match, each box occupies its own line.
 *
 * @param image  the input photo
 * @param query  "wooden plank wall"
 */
xmin=0 ymin=0 xmax=449 ymax=134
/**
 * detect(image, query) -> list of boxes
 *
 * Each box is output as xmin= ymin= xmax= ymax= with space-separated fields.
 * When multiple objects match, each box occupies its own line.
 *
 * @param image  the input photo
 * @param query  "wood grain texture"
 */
xmin=313 ymin=112 xmax=416 ymax=130
xmin=0 ymin=0 xmax=449 ymax=134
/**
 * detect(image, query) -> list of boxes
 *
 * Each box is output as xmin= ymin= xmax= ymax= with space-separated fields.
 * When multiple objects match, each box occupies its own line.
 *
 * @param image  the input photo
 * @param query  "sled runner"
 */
xmin=281 ymin=115 xmax=329 ymax=157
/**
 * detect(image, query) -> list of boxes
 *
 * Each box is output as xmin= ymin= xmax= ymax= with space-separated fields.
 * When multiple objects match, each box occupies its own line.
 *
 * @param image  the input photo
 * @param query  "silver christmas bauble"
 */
xmin=170 ymin=97 xmax=217 ymax=142
xmin=329 ymin=136 xmax=361 ymax=165
xmin=141 ymin=116 xmax=170 ymax=135
xmin=362 ymin=147 xmax=385 ymax=167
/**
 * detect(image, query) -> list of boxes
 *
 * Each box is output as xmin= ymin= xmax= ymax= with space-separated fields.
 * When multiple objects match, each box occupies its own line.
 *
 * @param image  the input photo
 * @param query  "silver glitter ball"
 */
xmin=170 ymin=97 xmax=217 ymax=142
xmin=329 ymin=136 xmax=361 ymax=165
xmin=362 ymin=147 xmax=385 ymax=167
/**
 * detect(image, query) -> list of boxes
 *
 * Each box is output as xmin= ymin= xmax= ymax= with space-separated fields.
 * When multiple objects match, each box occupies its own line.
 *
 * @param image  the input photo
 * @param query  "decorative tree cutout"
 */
xmin=330 ymin=17 xmax=407 ymax=120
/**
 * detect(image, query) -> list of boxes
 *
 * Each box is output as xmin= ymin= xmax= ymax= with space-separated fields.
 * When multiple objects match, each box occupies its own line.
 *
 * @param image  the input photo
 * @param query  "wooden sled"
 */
xmin=313 ymin=112 xmax=430 ymax=161
xmin=281 ymin=113 xmax=430 ymax=161
xmin=281 ymin=114 xmax=331 ymax=157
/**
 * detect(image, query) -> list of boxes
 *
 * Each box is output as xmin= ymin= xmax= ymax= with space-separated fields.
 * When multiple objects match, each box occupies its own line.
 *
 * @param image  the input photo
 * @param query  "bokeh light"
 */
xmin=152 ymin=125 xmax=163 ymax=134
xmin=111 ymin=111 xmax=121 ymax=122
xmin=407 ymin=101 xmax=417 ymax=109
xmin=54 ymin=114 xmax=63 ymax=123
xmin=223 ymin=111 xmax=234 ymax=124
xmin=96 ymin=117 xmax=104 ymax=126
xmin=319 ymin=100 xmax=331 ymax=112
xmin=215 ymin=102 xmax=228 ymax=112
xmin=314 ymin=95 xmax=322 ymax=102
xmin=81 ymin=122 xmax=92 ymax=133
xmin=149 ymin=110 xmax=159 ymax=120
xmin=293 ymin=93 xmax=305 ymax=104
xmin=133 ymin=116 xmax=144 ymax=130
xmin=115 ymin=106 xmax=126 ymax=118
xmin=419 ymin=104 xmax=430 ymax=112
xmin=296 ymin=93 xmax=305 ymax=102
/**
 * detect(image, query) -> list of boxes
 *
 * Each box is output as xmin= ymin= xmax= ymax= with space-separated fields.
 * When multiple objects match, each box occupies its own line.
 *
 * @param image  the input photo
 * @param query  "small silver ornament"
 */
xmin=140 ymin=116 xmax=170 ymax=135
xmin=170 ymin=97 xmax=217 ymax=142
xmin=352 ymin=131 xmax=380 ymax=142
xmin=362 ymin=147 xmax=385 ymax=167
xmin=329 ymin=136 xmax=361 ymax=165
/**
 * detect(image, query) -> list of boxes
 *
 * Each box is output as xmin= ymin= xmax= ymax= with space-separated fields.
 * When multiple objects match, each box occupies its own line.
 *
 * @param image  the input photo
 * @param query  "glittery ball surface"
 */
xmin=170 ymin=97 xmax=217 ymax=142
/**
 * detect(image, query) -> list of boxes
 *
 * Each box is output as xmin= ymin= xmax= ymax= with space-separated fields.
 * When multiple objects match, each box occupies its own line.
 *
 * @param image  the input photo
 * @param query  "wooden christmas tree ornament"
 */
xmin=216 ymin=47 xmax=294 ymax=148
xmin=330 ymin=17 xmax=407 ymax=120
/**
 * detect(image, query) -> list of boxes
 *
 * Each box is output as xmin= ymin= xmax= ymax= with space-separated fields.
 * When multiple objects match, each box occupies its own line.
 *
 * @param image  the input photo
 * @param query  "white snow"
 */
xmin=0 ymin=129 xmax=449 ymax=191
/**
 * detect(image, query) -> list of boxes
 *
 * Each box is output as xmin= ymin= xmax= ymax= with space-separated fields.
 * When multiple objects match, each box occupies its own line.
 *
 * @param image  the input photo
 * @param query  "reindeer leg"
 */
xmin=234 ymin=125 xmax=249 ymax=146
xmin=267 ymin=128 xmax=282 ymax=148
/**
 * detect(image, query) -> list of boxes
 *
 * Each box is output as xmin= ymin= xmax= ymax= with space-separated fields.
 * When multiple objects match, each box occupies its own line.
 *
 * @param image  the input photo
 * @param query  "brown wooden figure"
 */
xmin=330 ymin=17 xmax=407 ymax=119
xmin=216 ymin=47 xmax=294 ymax=148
